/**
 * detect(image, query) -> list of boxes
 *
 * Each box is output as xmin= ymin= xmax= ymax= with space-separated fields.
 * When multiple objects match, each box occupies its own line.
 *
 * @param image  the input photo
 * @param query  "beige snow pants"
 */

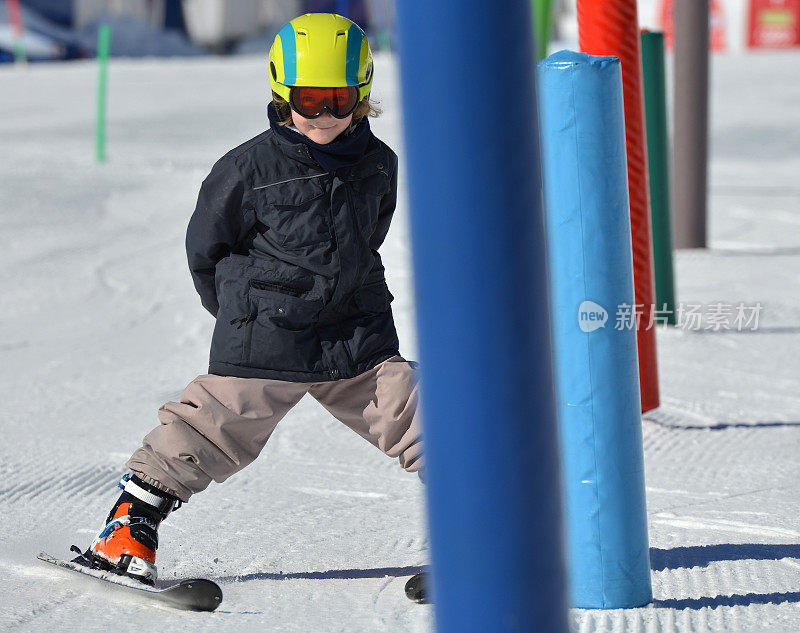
xmin=126 ymin=356 xmax=422 ymax=502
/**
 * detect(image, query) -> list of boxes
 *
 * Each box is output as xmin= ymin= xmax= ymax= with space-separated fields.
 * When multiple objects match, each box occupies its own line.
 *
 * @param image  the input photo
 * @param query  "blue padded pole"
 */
xmin=395 ymin=2 xmax=569 ymax=632
xmin=537 ymin=50 xmax=652 ymax=609
xmin=335 ymin=0 xmax=350 ymax=18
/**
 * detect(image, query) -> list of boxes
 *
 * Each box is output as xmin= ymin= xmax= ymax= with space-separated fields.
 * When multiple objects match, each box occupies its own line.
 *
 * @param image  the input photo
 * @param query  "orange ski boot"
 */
xmin=77 ymin=474 xmax=179 ymax=585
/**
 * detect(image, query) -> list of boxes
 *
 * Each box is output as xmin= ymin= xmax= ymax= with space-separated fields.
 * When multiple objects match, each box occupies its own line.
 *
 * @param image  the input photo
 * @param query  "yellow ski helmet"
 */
xmin=268 ymin=13 xmax=374 ymax=103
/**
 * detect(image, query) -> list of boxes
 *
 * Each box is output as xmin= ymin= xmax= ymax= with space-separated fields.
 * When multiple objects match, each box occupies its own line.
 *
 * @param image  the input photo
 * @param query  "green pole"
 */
xmin=95 ymin=24 xmax=112 ymax=163
xmin=641 ymin=30 xmax=676 ymax=324
xmin=12 ymin=40 xmax=27 ymax=64
xmin=8 ymin=0 xmax=27 ymax=64
xmin=532 ymin=0 xmax=553 ymax=62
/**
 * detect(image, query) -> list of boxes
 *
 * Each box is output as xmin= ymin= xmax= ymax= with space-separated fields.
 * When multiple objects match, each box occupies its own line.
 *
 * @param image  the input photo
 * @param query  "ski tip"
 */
xmin=405 ymin=572 xmax=428 ymax=604
xmin=172 ymin=579 xmax=223 ymax=612
xmin=38 ymin=552 xmax=223 ymax=612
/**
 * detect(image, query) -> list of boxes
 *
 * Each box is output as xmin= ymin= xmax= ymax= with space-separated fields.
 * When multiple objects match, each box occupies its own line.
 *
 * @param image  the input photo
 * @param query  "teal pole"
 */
xmin=641 ymin=30 xmax=677 ymax=324
xmin=95 ymin=24 xmax=112 ymax=163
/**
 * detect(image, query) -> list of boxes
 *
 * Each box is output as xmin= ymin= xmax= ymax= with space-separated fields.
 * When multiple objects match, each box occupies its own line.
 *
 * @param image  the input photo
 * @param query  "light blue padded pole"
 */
xmin=538 ymin=50 xmax=653 ymax=609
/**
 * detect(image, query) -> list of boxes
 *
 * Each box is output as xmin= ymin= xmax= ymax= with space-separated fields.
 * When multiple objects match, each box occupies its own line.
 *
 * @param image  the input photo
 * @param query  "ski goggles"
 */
xmin=289 ymin=86 xmax=360 ymax=119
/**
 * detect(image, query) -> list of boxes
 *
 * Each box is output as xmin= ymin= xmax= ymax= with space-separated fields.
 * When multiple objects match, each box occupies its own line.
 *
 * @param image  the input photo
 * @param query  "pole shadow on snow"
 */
xmin=651 ymin=544 xmax=800 ymax=609
xmin=191 ymin=549 xmax=800 ymax=609
xmin=687 ymin=326 xmax=800 ymax=336
xmin=650 ymin=543 xmax=800 ymax=571
xmin=710 ymin=245 xmax=800 ymax=257
xmin=646 ymin=418 xmax=800 ymax=431
xmin=653 ymin=591 xmax=800 ymax=609
xmin=208 ymin=564 xmax=427 ymax=584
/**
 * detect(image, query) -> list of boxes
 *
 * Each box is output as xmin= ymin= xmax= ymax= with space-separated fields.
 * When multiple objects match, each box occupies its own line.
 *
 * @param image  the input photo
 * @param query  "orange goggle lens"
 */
xmin=289 ymin=86 xmax=360 ymax=119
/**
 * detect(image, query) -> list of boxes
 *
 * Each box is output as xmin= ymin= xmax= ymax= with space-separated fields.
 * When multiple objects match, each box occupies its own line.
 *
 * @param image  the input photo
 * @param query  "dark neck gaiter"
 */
xmin=268 ymin=101 xmax=371 ymax=172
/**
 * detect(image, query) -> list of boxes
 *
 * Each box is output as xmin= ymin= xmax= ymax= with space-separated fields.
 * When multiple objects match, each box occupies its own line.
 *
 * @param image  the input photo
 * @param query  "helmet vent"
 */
xmin=270 ymin=61 xmax=277 ymax=81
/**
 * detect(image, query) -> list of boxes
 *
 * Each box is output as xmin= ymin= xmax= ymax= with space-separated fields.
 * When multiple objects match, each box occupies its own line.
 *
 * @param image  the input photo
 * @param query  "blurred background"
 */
xmin=2 ymin=0 xmax=798 ymax=63
xmin=0 ymin=0 xmax=395 ymax=61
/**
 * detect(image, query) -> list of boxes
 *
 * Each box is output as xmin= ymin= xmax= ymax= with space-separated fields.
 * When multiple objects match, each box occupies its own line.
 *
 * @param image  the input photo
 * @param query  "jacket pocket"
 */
xmin=255 ymin=176 xmax=332 ymax=251
xmin=350 ymin=169 xmax=390 ymax=237
xmin=243 ymin=285 xmax=323 ymax=372
xmin=348 ymin=157 xmax=391 ymax=197
xmin=350 ymin=171 xmax=390 ymax=198
xmin=249 ymin=278 xmax=306 ymax=297
xmin=210 ymin=258 xmax=321 ymax=372
xmin=210 ymin=281 xmax=249 ymax=368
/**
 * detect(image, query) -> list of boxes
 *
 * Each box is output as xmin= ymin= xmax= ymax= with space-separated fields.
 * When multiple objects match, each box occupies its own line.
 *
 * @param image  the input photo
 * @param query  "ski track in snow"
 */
xmin=2 ymin=49 xmax=800 ymax=632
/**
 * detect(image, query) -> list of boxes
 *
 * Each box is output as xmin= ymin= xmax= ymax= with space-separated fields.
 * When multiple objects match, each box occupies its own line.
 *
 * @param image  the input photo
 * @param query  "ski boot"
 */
xmin=73 ymin=473 xmax=180 ymax=585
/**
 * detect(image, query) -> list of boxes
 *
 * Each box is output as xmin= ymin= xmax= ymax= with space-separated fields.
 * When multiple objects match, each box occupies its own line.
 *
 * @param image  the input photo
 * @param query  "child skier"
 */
xmin=75 ymin=13 xmax=423 ymax=585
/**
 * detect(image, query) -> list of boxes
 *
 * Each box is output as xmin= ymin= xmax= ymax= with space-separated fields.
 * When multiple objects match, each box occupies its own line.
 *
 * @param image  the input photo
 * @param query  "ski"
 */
xmin=405 ymin=571 xmax=428 ymax=603
xmin=37 ymin=552 xmax=222 ymax=612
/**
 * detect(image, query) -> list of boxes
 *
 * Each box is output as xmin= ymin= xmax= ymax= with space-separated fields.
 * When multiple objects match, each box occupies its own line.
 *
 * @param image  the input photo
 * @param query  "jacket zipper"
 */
xmin=249 ymin=279 xmax=304 ymax=297
xmin=340 ymin=182 xmax=359 ymax=370
xmin=344 ymin=181 xmax=362 ymax=234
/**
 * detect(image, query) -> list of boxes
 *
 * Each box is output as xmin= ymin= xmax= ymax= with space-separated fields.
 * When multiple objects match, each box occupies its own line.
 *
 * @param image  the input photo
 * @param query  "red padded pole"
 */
xmin=577 ymin=0 xmax=660 ymax=413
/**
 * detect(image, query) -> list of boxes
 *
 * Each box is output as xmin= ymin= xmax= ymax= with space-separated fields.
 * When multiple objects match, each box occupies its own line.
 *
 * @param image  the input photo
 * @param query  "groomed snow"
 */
xmin=1 ymin=49 xmax=799 ymax=632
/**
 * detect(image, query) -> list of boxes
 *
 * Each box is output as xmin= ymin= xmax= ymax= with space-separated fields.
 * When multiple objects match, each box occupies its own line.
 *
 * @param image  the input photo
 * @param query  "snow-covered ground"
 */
xmin=1 ymin=48 xmax=799 ymax=632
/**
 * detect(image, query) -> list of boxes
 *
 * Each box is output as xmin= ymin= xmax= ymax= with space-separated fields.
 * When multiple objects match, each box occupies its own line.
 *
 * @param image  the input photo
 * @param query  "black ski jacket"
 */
xmin=186 ymin=127 xmax=400 ymax=382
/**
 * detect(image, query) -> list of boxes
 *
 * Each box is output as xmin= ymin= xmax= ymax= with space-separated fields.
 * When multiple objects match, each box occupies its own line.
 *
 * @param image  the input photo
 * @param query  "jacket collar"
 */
xmin=267 ymin=102 xmax=373 ymax=172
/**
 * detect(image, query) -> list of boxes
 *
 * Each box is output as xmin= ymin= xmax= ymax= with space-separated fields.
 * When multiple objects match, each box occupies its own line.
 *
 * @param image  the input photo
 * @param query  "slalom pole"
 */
xmin=672 ymin=0 xmax=709 ymax=248
xmin=533 ymin=0 xmax=553 ymax=61
xmin=95 ymin=24 xmax=112 ymax=164
xmin=641 ymin=31 xmax=677 ymax=324
xmin=395 ymin=1 xmax=569 ymax=631
xmin=7 ymin=0 xmax=27 ymax=65
xmin=577 ymin=0 xmax=660 ymax=413
xmin=539 ymin=50 xmax=653 ymax=609
xmin=335 ymin=0 xmax=351 ymax=18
